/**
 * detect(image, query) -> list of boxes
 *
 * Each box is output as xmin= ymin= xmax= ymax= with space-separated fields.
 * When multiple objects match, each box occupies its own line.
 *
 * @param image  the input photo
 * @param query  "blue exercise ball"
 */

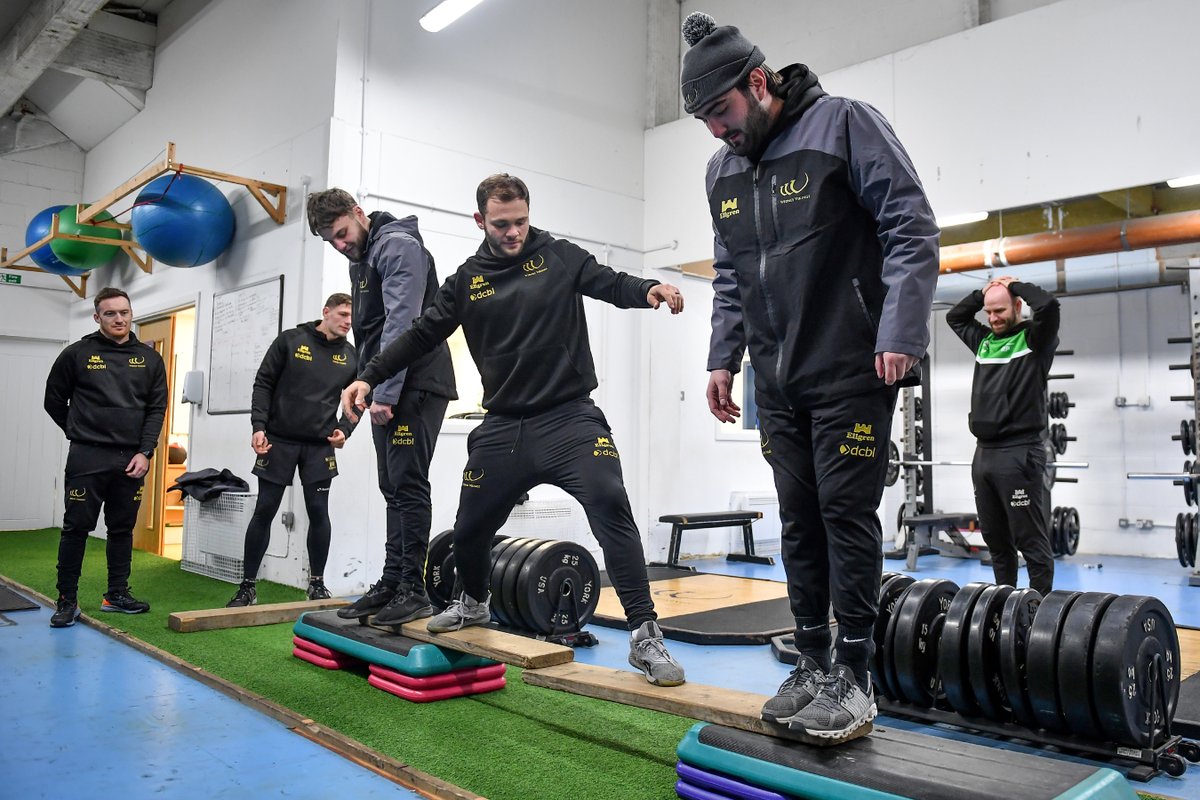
xmin=131 ymin=174 xmax=235 ymax=268
xmin=25 ymin=205 xmax=91 ymax=276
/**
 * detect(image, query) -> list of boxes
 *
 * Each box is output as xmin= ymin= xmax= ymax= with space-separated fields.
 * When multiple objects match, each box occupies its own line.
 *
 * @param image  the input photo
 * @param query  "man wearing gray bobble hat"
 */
xmin=681 ymin=13 xmax=939 ymax=740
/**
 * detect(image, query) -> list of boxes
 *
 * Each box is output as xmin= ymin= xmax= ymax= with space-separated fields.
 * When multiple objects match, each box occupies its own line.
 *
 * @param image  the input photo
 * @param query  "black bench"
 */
xmin=654 ymin=510 xmax=774 ymax=569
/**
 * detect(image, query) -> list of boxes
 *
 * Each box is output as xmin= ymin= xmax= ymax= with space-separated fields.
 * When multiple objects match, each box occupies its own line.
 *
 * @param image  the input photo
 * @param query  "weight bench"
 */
xmin=654 ymin=511 xmax=774 ymax=570
xmin=886 ymin=511 xmax=1019 ymax=572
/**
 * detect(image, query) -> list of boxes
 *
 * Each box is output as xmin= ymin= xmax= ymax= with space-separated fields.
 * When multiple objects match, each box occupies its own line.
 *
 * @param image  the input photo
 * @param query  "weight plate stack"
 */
xmin=1056 ymin=592 xmax=1119 ymax=740
xmin=872 ymin=574 xmax=915 ymax=701
xmin=1189 ymin=513 xmax=1199 ymax=569
xmin=515 ymin=539 xmax=600 ymax=635
xmin=487 ymin=537 xmax=528 ymax=627
xmin=999 ymin=588 xmax=1042 ymax=729
xmin=966 ymin=584 xmax=1015 ymax=721
xmin=885 ymin=441 xmax=900 ymax=487
xmin=1177 ymin=513 xmax=1190 ymax=568
xmin=1064 ymin=507 xmax=1080 ymax=556
xmin=937 ymin=581 xmax=990 ymax=717
xmin=425 ymin=529 xmax=457 ymax=610
xmin=1092 ymin=595 xmax=1181 ymax=748
xmin=892 ymin=578 xmax=959 ymax=707
xmin=1026 ymin=590 xmax=1083 ymax=733
xmin=499 ymin=538 xmax=544 ymax=630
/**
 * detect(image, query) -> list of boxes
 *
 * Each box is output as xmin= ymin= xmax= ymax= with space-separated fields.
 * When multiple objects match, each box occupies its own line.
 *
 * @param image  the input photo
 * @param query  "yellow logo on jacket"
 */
xmin=719 ymin=198 xmax=739 ymax=219
xmin=778 ymin=173 xmax=811 ymax=204
xmin=521 ymin=254 xmax=547 ymax=277
xmin=127 ymin=355 xmax=145 ymax=368
xmin=86 ymin=354 xmax=106 ymax=370
xmin=294 ymin=344 xmax=312 ymax=362
xmin=332 ymin=353 xmax=348 ymax=365
xmin=469 ymin=274 xmax=495 ymax=302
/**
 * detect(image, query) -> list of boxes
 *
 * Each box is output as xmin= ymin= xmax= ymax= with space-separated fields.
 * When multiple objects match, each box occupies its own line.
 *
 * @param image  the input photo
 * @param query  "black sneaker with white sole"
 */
xmin=226 ymin=581 xmax=257 ymax=608
xmin=50 ymin=596 xmax=80 ymax=628
xmin=101 ymin=589 xmax=150 ymax=615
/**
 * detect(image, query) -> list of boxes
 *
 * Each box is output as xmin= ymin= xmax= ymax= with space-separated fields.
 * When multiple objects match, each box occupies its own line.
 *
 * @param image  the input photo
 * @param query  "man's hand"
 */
xmin=327 ymin=429 xmax=346 ymax=449
xmin=341 ymin=381 xmax=371 ymax=423
xmin=251 ymin=431 xmax=271 ymax=455
xmin=369 ymin=401 xmax=393 ymax=426
xmin=876 ymin=352 xmax=918 ymax=385
xmin=647 ymin=283 xmax=685 ymax=314
xmin=125 ymin=453 xmax=150 ymax=479
xmin=706 ymin=369 xmax=742 ymax=423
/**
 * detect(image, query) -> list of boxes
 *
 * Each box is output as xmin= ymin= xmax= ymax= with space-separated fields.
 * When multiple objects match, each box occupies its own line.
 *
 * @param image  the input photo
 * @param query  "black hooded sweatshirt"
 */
xmin=44 ymin=330 xmax=168 ymax=453
xmin=360 ymin=228 xmax=658 ymax=415
xmin=250 ymin=320 xmax=359 ymax=443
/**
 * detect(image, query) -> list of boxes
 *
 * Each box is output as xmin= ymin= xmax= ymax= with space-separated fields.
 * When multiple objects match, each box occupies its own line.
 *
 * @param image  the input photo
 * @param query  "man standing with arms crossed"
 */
xmin=947 ymin=276 xmax=1060 ymax=597
xmin=307 ymin=190 xmax=456 ymax=626
xmin=226 ymin=293 xmax=359 ymax=607
xmin=44 ymin=287 xmax=168 ymax=627
xmin=682 ymin=13 xmax=939 ymax=737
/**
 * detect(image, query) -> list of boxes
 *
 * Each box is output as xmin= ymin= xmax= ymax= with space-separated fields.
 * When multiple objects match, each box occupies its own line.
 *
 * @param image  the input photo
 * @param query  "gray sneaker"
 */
xmin=788 ymin=665 xmax=877 ymax=739
xmin=628 ymin=620 xmax=685 ymax=686
xmin=426 ymin=591 xmax=491 ymax=633
xmin=761 ymin=655 xmax=826 ymax=723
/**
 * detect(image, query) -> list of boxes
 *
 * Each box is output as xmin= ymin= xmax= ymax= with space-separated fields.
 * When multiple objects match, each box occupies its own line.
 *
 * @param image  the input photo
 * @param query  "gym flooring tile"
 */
xmin=0 ymin=601 xmax=419 ymax=799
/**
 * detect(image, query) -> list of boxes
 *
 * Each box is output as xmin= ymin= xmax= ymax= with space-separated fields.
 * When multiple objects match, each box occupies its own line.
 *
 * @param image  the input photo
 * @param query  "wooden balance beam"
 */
xmin=522 ymin=662 xmax=868 ymax=746
xmin=369 ymin=620 xmax=574 ymax=670
xmin=169 ymin=598 xmax=349 ymax=632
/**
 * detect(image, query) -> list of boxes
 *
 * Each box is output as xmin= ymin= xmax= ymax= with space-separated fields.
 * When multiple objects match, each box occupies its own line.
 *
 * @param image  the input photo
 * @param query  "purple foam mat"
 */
xmin=676 ymin=779 xmax=733 ymax=800
xmin=676 ymin=762 xmax=791 ymax=800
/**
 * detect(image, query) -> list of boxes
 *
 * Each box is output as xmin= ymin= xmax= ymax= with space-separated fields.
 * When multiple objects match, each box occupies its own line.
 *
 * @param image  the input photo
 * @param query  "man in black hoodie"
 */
xmin=43 ymin=287 xmax=168 ymax=628
xmin=681 ymin=13 xmax=939 ymax=738
xmin=947 ymin=277 xmax=1060 ymax=596
xmin=342 ymin=174 xmax=688 ymax=686
xmin=225 ymin=293 xmax=360 ymax=608
xmin=307 ymin=189 xmax=457 ymax=627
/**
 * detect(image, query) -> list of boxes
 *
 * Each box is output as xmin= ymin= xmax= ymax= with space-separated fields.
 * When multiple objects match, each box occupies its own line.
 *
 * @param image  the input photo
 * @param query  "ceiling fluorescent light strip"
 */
xmin=420 ymin=0 xmax=485 ymax=32
xmin=1167 ymin=174 xmax=1200 ymax=189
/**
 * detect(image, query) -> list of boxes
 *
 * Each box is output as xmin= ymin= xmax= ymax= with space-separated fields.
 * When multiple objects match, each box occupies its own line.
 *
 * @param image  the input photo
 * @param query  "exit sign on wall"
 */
xmin=1 ymin=273 xmax=20 ymax=285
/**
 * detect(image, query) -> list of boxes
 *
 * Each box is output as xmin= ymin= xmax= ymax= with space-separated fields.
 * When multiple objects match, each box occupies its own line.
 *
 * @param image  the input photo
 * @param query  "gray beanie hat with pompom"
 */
xmin=679 ymin=12 xmax=765 ymax=114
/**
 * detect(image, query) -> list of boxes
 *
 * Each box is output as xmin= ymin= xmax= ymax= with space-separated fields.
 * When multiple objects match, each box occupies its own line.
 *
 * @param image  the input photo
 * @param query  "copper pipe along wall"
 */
xmin=939 ymin=209 xmax=1200 ymax=274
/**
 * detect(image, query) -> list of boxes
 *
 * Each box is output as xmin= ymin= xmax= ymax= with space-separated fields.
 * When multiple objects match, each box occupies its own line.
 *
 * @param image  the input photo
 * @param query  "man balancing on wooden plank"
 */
xmin=225 ymin=293 xmax=360 ymax=607
xmin=342 ymin=173 xmax=687 ymax=686
xmin=681 ymin=13 xmax=939 ymax=738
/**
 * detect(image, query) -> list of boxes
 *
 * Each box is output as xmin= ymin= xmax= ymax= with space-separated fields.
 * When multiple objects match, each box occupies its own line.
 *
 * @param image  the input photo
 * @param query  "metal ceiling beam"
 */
xmin=0 ymin=0 xmax=108 ymax=117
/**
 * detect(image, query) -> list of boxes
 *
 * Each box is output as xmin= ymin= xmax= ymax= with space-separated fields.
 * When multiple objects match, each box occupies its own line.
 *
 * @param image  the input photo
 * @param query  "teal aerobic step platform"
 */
xmin=294 ymin=610 xmax=495 ymax=676
xmin=677 ymin=723 xmax=1138 ymax=800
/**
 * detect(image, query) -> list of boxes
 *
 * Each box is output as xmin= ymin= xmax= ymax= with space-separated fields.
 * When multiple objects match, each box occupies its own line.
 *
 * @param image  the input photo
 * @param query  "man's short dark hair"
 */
xmin=94 ymin=286 xmax=130 ymax=312
xmin=476 ymin=174 xmax=530 ymax=216
xmin=324 ymin=292 xmax=352 ymax=309
xmin=306 ymin=188 xmax=359 ymax=235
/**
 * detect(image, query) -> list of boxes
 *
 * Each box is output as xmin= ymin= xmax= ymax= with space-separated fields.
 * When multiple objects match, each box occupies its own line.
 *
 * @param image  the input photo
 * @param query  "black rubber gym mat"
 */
xmin=592 ymin=568 xmax=793 ymax=645
xmin=0 ymin=585 xmax=37 ymax=612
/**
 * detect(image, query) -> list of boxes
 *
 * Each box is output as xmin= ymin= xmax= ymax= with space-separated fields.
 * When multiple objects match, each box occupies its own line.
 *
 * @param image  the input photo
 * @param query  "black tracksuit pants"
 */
xmin=371 ymin=388 xmax=449 ymax=594
xmin=56 ymin=444 xmax=145 ymax=599
xmin=971 ymin=441 xmax=1054 ymax=596
xmin=449 ymin=397 xmax=655 ymax=629
xmin=756 ymin=386 xmax=897 ymax=683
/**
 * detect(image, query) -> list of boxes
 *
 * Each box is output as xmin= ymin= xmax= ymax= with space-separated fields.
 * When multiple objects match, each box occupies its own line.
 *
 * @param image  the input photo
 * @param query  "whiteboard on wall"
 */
xmin=207 ymin=276 xmax=283 ymax=414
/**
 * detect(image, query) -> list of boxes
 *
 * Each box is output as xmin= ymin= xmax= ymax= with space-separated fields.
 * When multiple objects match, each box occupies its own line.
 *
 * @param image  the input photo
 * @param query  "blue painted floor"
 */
xmin=5 ymin=550 xmax=1200 ymax=798
xmin=0 ymin=598 xmax=419 ymax=799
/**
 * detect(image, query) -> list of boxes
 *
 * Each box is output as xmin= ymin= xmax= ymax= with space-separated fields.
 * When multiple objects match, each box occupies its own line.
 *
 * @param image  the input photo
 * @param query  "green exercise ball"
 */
xmin=49 ymin=205 xmax=122 ymax=270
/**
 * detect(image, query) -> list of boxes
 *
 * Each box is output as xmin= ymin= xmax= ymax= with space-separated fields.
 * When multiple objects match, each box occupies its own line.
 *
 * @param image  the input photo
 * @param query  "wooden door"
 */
xmin=133 ymin=316 xmax=175 ymax=554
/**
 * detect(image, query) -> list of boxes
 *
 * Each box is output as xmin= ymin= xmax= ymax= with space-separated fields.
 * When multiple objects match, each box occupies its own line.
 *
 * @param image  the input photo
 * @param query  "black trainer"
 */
xmin=306 ymin=578 xmax=332 ymax=601
xmin=373 ymin=588 xmax=433 ymax=626
xmin=101 ymin=589 xmax=150 ymax=614
xmin=336 ymin=580 xmax=397 ymax=619
xmin=226 ymin=581 xmax=257 ymax=608
xmin=50 ymin=596 xmax=80 ymax=628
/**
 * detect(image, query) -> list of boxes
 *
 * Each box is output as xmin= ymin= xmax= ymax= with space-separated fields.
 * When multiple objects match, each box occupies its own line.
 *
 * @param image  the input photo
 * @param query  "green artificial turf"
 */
xmin=1 ymin=528 xmax=691 ymax=799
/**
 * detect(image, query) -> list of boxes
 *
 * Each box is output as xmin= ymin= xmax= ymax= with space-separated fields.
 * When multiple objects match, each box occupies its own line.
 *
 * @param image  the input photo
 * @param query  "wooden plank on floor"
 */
xmin=386 ymin=621 xmax=574 ymax=670
xmin=522 ymin=662 xmax=867 ymax=746
xmin=1180 ymin=626 xmax=1200 ymax=680
xmin=168 ymin=598 xmax=350 ymax=632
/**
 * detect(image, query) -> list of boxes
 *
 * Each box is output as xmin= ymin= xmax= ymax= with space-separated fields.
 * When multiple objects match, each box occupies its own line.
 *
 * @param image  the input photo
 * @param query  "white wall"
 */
xmin=646 ymin=0 xmax=1200 ymax=559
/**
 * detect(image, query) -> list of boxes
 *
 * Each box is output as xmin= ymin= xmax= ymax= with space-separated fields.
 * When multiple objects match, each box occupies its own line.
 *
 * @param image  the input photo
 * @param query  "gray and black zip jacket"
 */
xmin=946 ymin=281 xmax=1060 ymax=446
xmin=350 ymin=212 xmax=457 ymax=404
xmin=44 ymin=331 xmax=167 ymax=452
xmin=360 ymin=228 xmax=658 ymax=415
xmin=251 ymin=321 xmax=360 ymax=444
xmin=705 ymin=64 xmax=939 ymax=408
